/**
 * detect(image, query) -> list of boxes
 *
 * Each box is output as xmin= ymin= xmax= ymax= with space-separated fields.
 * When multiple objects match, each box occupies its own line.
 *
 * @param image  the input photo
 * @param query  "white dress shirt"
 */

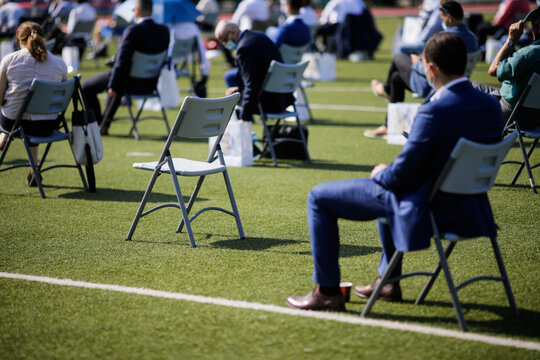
xmin=319 ymin=0 xmax=366 ymax=25
xmin=168 ymin=22 xmax=210 ymax=76
xmin=232 ymin=0 xmax=270 ymax=30
xmin=66 ymin=2 xmax=97 ymax=34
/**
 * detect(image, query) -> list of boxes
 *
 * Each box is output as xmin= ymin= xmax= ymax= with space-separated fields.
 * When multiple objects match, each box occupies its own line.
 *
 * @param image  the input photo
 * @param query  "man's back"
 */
xmin=275 ymin=16 xmax=312 ymax=48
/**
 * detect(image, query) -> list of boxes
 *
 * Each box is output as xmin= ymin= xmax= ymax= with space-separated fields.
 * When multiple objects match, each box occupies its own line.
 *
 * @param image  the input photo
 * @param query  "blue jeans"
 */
xmin=307 ymin=178 xmax=401 ymax=286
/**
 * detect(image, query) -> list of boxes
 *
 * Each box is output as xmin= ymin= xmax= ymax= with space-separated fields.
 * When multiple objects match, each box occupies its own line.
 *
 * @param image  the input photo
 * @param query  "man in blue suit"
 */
xmin=273 ymin=0 xmax=312 ymax=49
xmin=287 ymin=32 xmax=505 ymax=311
xmin=216 ymin=20 xmax=294 ymax=122
xmin=81 ymin=0 xmax=169 ymax=135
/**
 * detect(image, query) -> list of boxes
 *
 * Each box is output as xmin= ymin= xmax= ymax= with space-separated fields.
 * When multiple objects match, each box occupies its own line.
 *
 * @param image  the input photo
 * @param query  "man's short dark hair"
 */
xmin=423 ymin=32 xmax=467 ymax=76
xmin=440 ymin=1 xmax=464 ymax=20
xmin=136 ymin=0 xmax=153 ymax=15
xmin=288 ymin=0 xmax=303 ymax=12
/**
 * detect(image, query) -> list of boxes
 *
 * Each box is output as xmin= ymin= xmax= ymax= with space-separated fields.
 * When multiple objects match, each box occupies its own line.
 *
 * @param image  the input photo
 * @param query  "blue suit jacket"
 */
xmin=236 ymin=30 xmax=295 ymax=121
xmin=373 ymin=80 xmax=504 ymax=252
xmin=108 ymin=18 xmax=170 ymax=94
xmin=274 ymin=17 xmax=312 ymax=48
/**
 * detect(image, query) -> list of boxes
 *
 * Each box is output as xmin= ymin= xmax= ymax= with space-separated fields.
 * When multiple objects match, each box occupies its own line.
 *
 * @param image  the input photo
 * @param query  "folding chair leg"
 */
xmin=260 ymin=115 xmax=278 ymax=167
xmin=490 ymin=237 xmax=519 ymax=317
xmin=361 ymin=251 xmax=403 ymax=317
xmin=126 ymin=168 xmax=161 ymax=241
xmin=222 ymin=169 xmax=245 ymax=239
xmin=433 ymin=236 xmax=468 ymax=331
xmin=169 ymin=170 xmax=197 ymax=247
xmin=127 ymin=98 xmax=143 ymax=140
xmin=416 ymin=241 xmax=457 ymax=304
xmin=23 ymin=140 xmax=46 ymax=198
xmin=160 ymin=105 xmax=170 ymax=134
xmin=176 ymin=175 xmax=206 ymax=233
xmin=510 ymin=137 xmax=538 ymax=193
xmin=299 ymin=86 xmax=314 ymax=123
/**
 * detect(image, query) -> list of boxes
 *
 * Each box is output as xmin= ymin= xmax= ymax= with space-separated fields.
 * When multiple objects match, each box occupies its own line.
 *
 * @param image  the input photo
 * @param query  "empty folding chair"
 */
xmin=279 ymin=43 xmax=314 ymax=123
xmin=501 ymin=72 xmax=540 ymax=193
xmin=169 ymin=36 xmax=200 ymax=91
xmin=0 ymin=77 xmax=88 ymax=198
xmin=361 ymin=133 xmax=520 ymax=331
xmin=103 ymin=50 xmax=169 ymax=140
xmin=126 ymin=93 xmax=245 ymax=247
xmin=258 ymin=60 xmax=310 ymax=167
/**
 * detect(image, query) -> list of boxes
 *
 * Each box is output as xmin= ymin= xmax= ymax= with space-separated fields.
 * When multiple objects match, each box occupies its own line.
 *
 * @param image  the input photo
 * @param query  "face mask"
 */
xmin=225 ymin=41 xmax=237 ymax=51
xmin=441 ymin=22 xmax=449 ymax=31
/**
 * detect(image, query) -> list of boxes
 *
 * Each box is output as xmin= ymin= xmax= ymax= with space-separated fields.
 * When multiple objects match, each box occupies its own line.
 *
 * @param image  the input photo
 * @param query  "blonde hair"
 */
xmin=16 ymin=22 xmax=48 ymax=62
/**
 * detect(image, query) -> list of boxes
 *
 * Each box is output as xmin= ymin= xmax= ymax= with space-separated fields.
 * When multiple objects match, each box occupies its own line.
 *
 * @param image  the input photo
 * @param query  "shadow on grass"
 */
xmin=252 ymin=159 xmax=374 ymax=172
xmin=307 ymin=119 xmax=383 ymax=128
xmin=209 ymin=236 xmax=380 ymax=258
xmin=59 ymin=187 xmax=207 ymax=203
xmin=346 ymin=298 xmax=540 ymax=339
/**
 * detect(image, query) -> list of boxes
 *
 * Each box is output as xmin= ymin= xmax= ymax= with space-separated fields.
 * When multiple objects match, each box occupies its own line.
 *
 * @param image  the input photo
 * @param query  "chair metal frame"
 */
xmin=361 ymin=134 xmax=520 ymax=331
xmin=0 ymin=77 xmax=88 ymax=198
xmin=279 ymin=43 xmax=314 ymax=123
xmin=501 ymin=72 xmax=540 ymax=193
xmin=126 ymin=93 xmax=245 ymax=247
xmin=258 ymin=60 xmax=311 ymax=167
xmin=108 ymin=50 xmax=170 ymax=140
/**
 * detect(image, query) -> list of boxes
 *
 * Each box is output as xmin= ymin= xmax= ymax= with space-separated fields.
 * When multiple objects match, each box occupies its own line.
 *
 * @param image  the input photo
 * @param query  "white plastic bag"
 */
xmin=485 ymin=38 xmax=504 ymax=64
xmin=387 ymin=103 xmax=420 ymax=145
xmin=302 ymin=52 xmax=336 ymax=82
xmin=62 ymin=46 xmax=79 ymax=73
xmin=157 ymin=66 xmax=181 ymax=108
xmin=70 ymin=121 xmax=104 ymax=165
xmin=209 ymin=111 xmax=253 ymax=167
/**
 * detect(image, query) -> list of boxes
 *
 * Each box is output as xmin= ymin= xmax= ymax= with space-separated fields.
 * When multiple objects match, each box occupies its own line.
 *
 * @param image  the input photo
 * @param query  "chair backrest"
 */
xmin=71 ymin=19 xmax=95 ymax=37
xmin=171 ymin=93 xmax=241 ymax=139
xmin=24 ymin=77 xmax=77 ymax=115
xmin=261 ymin=60 xmax=309 ymax=94
xmin=464 ymin=49 xmax=482 ymax=78
xmin=521 ymin=72 xmax=540 ymax=109
xmin=432 ymin=133 xmax=517 ymax=197
xmin=279 ymin=43 xmax=310 ymax=64
xmin=504 ymin=72 xmax=540 ymax=132
xmin=170 ymin=37 xmax=195 ymax=60
xmin=129 ymin=50 xmax=168 ymax=79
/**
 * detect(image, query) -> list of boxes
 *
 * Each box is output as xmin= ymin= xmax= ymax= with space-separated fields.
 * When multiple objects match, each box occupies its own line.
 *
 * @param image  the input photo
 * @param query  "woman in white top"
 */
xmin=0 ymin=21 xmax=68 ymax=186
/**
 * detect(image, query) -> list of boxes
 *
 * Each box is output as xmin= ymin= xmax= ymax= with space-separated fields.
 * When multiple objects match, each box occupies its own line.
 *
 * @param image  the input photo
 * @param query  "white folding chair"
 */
xmin=258 ymin=60 xmax=310 ymax=167
xmin=169 ymin=36 xmax=200 ymax=94
xmin=464 ymin=49 xmax=482 ymax=78
xmin=361 ymin=133 xmax=520 ymax=331
xmin=115 ymin=50 xmax=170 ymax=140
xmin=0 ymin=77 xmax=88 ymax=198
xmin=279 ymin=43 xmax=314 ymax=123
xmin=501 ymin=72 xmax=540 ymax=193
xmin=126 ymin=93 xmax=244 ymax=247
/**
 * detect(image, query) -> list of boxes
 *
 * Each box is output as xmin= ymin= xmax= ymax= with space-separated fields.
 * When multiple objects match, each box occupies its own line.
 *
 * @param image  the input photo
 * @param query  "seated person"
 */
xmin=316 ymin=0 xmax=366 ymax=52
xmin=232 ymin=0 xmax=271 ymax=31
xmin=472 ymin=8 xmax=540 ymax=128
xmin=42 ymin=0 xmax=72 ymax=37
xmin=476 ymin=0 xmax=530 ymax=48
xmin=81 ymin=0 xmax=169 ymax=135
xmin=299 ymin=0 xmax=318 ymax=27
xmin=0 ymin=22 xmax=67 ymax=185
xmin=0 ymin=0 xmax=24 ymax=40
xmin=196 ymin=0 xmax=220 ymax=32
xmin=266 ymin=0 xmax=312 ymax=48
xmin=394 ymin=1 xmax=442 ymax=55
xmin=49 ymin=0 xmax=97 ymax=59
xmin=215 ymin=20 xmax=294 ymax=123
xmin=366 ymin=1 xmax=478 ymax=139
xmin=286 ymin=32 xmax=505 ymax=311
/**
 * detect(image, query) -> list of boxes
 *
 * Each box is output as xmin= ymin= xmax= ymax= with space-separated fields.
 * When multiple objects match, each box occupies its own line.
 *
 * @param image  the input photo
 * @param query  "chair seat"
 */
xmin=521 ymin=126 xmax=540 ymax=138
xmin=27 ymin=130 xmax=70 ymax=144
xmin=133 ymin=158 xmax=226 ymax=176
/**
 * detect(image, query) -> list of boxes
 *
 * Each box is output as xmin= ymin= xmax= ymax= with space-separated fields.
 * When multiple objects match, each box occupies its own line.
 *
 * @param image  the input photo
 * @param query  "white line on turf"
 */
xmin=1 ymin=272 xmax=538 ymax=352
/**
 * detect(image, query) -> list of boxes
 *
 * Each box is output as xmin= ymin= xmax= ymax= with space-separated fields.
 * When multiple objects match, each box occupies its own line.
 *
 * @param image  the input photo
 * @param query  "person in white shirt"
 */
xmin=316 ymin=0 xmax=366 ymax=51
xmin=0 ymin=22 xmax=68 ymax=186
xmin=50 ymin=0 xmax=96 ymax=57
xmin=0 ymin=0 xmax=24 ymax=38
xmin=232 ymin=0 xmax=271 ymax=31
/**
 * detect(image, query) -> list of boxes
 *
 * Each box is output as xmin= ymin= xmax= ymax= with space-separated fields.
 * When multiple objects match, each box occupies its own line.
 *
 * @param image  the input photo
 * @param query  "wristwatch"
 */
xmin=507 ymin=40 xmax=514 ymax=48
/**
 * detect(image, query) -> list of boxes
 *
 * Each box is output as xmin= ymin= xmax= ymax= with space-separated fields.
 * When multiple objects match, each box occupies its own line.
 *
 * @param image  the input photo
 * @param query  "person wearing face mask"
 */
xmin=287 ymin=32 xmax=504 ymax=312
xmin=365 ymin=1 xmax=477 ymax=139
xmin=215 ymin=20 xmax=294 ymax=123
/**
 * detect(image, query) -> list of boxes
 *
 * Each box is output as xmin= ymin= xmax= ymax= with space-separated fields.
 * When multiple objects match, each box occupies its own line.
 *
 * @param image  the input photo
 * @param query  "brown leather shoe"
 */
xmin=353 ymin=276 xmax=402 ymax=302
xmin=286 ymin=286 xmax=346 ymax=311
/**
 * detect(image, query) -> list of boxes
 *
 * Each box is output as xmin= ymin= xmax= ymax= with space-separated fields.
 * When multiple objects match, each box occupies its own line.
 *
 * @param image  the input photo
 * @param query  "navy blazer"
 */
xmin=235 ymin=30 xmax=295 ymax=121
xmin=373 ymin=80 xmax=505 ymax=252
xmin=274 ymin=17 xmax=312 ymax=48
xmin=108 ymin=18 xmax=170 ymax=94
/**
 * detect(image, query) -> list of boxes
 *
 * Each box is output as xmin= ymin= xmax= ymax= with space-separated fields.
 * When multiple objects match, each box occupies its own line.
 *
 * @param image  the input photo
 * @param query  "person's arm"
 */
xmin=107 ymin=25 xmax=136 ymax=93
xmin=0 ymin=70 xmax=7 ymax=106
xmin=488 ymin=20 xmax=523 ymax=76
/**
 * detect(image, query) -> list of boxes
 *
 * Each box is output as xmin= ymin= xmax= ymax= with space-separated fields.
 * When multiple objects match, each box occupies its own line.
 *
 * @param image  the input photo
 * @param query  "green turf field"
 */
xmin=1 ymin=16 xmax=539 ymax=359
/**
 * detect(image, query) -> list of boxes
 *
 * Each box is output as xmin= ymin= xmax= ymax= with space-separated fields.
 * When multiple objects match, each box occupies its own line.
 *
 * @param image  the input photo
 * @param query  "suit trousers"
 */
xmin=81 ymin=70 xmax=123 ymax=126
xmin=384 ymin=53 xmax=413 ymax=103
xmin=307 ymin=178 xmax=402 ymax=287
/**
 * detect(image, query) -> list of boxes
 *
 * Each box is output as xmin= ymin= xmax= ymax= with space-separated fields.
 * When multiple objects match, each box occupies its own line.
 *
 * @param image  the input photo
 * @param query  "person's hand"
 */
xmin=108 ymin=88 xmax=117 ymax=97
xmin=410 ymin=54 xmax=421 ymax=64
xmin=508 ymin=20 xmax=524 ymax=43
xmin=370 ymin=163 xmax=387 ymax=178
xmin=225 ymin=86 xmax=239 ymax=95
